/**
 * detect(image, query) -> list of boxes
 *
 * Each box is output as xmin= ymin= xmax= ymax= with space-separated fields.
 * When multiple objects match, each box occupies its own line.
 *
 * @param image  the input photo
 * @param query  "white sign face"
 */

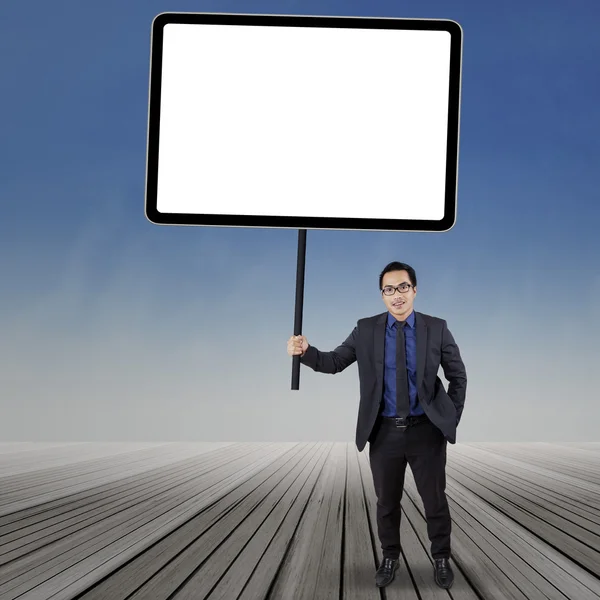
xmin=146 ymin=13 xmax=462 ymax=231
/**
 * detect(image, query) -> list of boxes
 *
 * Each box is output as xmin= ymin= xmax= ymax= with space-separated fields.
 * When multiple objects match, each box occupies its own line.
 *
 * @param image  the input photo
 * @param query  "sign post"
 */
xmin=291 ymin=228 xmax=307 ymax=390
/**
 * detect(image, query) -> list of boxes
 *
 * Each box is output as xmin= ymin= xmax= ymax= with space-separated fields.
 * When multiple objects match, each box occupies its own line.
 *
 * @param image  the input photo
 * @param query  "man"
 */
xmin=286 ymin=261 xmax=467 ymax=589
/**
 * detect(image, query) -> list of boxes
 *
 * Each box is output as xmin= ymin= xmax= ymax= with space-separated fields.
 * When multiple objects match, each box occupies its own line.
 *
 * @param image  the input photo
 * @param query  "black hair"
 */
xmin=378 ymin=261 xmax=417 ymax=290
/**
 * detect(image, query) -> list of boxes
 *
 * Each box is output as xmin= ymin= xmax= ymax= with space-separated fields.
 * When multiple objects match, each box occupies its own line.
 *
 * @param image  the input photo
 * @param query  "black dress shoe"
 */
xmin=376 ymin=557 xmax=399 ymax=587
xmin=433 ymin=557 xmax=454 ymax=588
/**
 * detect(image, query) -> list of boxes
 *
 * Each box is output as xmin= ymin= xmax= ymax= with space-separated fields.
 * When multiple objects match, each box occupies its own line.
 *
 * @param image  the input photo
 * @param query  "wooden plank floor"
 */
xmin=0 ymin=442 xmax=599 ymax=600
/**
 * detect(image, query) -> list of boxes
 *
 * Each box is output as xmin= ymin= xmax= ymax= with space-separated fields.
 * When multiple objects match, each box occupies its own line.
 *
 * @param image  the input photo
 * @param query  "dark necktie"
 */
xmin=395 ymin=321 xmax=410 ymax=418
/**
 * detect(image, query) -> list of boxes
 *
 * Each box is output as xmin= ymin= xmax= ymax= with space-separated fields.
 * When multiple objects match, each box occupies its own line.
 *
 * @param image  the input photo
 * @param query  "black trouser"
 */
xmin=368 ymin=415 xmax=451 ymax=560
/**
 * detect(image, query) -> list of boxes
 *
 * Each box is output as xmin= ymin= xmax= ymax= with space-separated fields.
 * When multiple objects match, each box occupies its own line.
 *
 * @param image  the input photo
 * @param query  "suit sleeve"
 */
xmin=440 ymin=320 xmax=467 ymax=424
xmin=299 ymin=326 xmax=358 ymax=374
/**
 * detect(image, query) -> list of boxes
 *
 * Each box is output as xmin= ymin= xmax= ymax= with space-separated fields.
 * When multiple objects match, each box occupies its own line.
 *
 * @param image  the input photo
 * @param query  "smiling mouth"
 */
xmin=392 ymin=301 xmax=405 ymax=308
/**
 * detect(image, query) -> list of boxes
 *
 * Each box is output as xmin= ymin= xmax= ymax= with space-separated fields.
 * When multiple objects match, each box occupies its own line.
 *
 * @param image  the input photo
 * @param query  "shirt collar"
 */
xmin=387 ymin=310 xmax=415 ymax=329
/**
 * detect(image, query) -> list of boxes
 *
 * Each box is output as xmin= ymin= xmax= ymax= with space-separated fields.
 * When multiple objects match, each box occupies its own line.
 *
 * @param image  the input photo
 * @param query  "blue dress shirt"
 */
xmin=381 ymin=310 xmax=424 ymax=417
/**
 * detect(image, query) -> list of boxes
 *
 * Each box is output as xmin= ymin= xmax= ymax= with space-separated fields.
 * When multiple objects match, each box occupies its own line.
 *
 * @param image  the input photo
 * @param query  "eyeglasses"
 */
xmin=382 ymin=283 xmax=413 ymax=296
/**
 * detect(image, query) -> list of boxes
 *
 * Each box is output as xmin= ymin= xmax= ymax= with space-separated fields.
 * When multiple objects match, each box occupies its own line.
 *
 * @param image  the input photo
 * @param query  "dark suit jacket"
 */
xmin=300 ymin=311 xmax=467 ymax=451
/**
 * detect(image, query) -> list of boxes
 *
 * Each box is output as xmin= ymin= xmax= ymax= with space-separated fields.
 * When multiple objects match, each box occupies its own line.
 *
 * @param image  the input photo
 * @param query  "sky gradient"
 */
xmin=1 ymin=0 xmax=599 ymax=443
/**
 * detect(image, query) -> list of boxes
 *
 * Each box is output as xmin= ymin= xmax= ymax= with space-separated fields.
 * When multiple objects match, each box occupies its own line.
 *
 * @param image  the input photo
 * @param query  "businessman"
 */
xmin=286 ymin=261 xmax=467 ymax=589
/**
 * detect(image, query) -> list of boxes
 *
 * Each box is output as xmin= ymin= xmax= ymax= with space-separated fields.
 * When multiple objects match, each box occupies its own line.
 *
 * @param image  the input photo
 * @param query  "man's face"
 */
xmin=381 ymin=270 xmax=417 ymax=320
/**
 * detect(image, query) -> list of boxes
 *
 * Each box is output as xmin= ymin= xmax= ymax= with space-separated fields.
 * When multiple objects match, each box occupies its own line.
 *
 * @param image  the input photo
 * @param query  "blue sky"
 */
xmin=1 ymin=0 xmax=599 ymax=442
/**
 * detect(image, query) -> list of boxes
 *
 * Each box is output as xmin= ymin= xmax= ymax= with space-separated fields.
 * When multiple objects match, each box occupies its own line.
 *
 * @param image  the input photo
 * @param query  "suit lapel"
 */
xmin=415 ymin=311 xmax=427 ymax=391
xmin=373 ymin=312 xmax=387 ymax=382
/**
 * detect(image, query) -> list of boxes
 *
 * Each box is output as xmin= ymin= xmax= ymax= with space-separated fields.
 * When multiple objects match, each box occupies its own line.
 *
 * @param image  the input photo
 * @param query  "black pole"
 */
xmin=291 ymin=228 xmax=307 ymax=390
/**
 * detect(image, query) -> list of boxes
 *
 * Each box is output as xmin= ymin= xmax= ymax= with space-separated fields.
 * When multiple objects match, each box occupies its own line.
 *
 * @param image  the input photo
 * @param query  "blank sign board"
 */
xmin=146 ymin=13 xmax=462 ymax=231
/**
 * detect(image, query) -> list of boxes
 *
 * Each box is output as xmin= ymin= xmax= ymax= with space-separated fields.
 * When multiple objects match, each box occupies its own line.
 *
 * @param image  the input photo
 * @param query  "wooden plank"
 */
xmin=124 ymin=443 xmax=321 ymax=600
xmin=0 ymin=443 xmax=167 ymax=477
xmin=75 ymin=444 xmax=304 ymax=600
xmin=0 ymin=447 xmax=244 ymax=540
xmin=0 ymin=444 xmax=212 ymax=496
xmin=443 ymin=477 xmax=600 ymax=600
xmin=0 ymin=443 xmax=232 ymax=490
xmin=469 ymin=443 xmax=600 ymax=485
xmin=0 ymin=444 xmax=267 ymax=562
xmin=0 ymin=442 xmax=597 ymax=600
xmin=343 ymin=444 xmax=379 ymax=600
xmin=357 ymin=448 xmax=420 ymax=600
xmin=454 ymin=445 xmax=600 ymax=509
xmin=451 ymin=448 xmax=600 ymax=524
xmin=404 ymin=473 xmax=556 ymax=600
xmin=405 ymin=474 xmax=526 ymax=600
xmin=468 ymin=444 xmax=600 ymax=485
xmin=0 ymin=443 xmax=241 ymax=527
xmin=360 ymin=444 xmax=479 ymax=600
xmin=171 ymin=443 xmax=326 ymax=599
xmin=445 ymin=461 xmax=600 ymax=576
xmin=396 ymin=471 xmax=478 ymax=600
xmin=0 ymin=445 xmax=236 ymax=517
xmin=0 ymin=444 xmax=284 ymax=600
xmin=261 ymin=442 xmax=346 ymax=600
xmin=395 ymin=505 xmax=454 ymax=600
xmin=218 ymin=444 xmax=332 ymax=600
xmin=451 ymin=452 xmax=600 ymax=531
